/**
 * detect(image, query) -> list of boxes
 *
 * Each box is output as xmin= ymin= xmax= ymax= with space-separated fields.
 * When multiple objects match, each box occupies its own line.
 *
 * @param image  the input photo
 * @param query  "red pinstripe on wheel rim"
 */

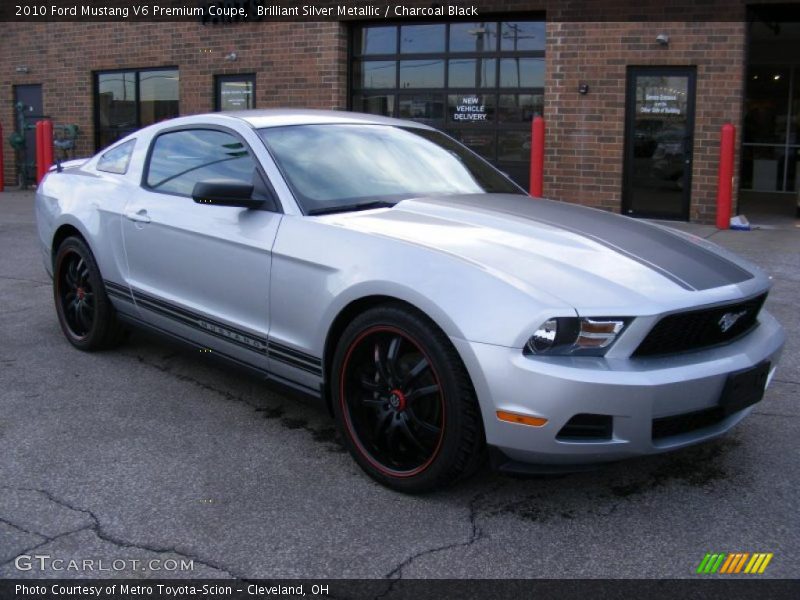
xmin=339 ymin=325 xmax=446 ymax=478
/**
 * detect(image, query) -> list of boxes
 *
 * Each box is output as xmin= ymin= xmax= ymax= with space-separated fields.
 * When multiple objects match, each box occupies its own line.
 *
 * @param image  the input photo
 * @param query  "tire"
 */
xmin=53 ymin=236 xmax=125 ymax=351
xmin=331 ymin=304 xmax=485 ymax=493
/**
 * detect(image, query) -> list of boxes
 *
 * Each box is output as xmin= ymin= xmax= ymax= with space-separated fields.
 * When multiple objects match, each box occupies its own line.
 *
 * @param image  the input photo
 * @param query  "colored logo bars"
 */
xmin=696 ymin=552 xmax=774 ymax=574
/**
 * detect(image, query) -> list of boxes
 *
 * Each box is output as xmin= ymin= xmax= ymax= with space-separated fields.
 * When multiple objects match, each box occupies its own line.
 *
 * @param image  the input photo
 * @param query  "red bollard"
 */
xmin=35 ymin=121 xmax=45 ymax=184
xmin=716 ymin=123 xmax=736 ymax=230
xmin=0 ymin=122 xmax=4 ymax=192
xmin=529 ymin=116 xmax=545 ymax=198
xmin=42 ymin=120 xmax=54 ymax=176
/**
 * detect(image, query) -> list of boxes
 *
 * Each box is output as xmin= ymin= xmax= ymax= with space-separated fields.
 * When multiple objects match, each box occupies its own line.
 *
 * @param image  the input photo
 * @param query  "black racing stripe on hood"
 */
xmin=415 ymin=195 xmax=753 ymax=291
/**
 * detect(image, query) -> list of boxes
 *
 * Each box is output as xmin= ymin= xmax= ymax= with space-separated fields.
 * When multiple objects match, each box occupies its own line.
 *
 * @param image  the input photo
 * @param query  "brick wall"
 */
xmin=0 ymin=7 xmax=749 ymax=223
xmin=0 ymin=20 xmax=348 ymax=184
xmin=543 ymin=21 xmax=746 ymax=222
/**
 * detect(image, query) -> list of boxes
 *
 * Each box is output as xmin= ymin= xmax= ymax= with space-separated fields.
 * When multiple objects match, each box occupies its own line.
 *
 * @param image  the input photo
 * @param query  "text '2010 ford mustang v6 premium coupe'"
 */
xmin=35 ymin=110 xmax=785 ymax=492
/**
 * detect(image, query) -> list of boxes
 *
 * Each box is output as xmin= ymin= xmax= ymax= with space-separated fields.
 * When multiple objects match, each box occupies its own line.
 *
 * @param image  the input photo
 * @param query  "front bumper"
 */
xmin=452 ymin=310 xmax=785 ymax=467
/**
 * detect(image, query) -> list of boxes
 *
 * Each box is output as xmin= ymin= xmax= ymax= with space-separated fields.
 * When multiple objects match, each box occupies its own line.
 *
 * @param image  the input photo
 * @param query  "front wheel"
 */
xmin=331 ymin=304 xmax=485 ymax=493
xmin=53 ymin=236 xmax=125 ymax=351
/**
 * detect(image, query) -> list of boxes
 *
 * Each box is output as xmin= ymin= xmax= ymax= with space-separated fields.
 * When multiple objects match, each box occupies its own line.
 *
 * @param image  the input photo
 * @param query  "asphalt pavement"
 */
xmin=1 ymin=189 xmax=798 ymax=581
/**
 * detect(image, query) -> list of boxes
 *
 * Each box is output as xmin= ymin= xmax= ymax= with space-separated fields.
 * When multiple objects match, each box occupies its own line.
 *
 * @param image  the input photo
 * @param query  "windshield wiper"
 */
xmin=307 ymin=200 xmax=397 ymax=216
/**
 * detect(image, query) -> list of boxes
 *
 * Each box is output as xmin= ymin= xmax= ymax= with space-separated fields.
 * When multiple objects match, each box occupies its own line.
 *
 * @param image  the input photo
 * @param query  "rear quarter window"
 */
xmin=97 ymin=139 xmax=135 ymax=174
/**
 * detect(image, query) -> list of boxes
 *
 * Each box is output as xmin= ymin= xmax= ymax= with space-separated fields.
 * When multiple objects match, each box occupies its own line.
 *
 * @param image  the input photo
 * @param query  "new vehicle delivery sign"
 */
xmin=452 ymin=95 xmax=489 ymax=121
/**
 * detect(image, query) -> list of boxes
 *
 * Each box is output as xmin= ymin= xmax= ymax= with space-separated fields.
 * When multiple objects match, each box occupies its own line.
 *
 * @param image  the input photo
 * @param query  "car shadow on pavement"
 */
xmin=125 ymin=325 xmax=744 ymax=524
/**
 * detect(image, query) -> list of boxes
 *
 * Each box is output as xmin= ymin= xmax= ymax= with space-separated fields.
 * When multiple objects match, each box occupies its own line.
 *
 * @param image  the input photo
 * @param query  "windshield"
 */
xmin=258 ymin=124 xmax=524 ymax=214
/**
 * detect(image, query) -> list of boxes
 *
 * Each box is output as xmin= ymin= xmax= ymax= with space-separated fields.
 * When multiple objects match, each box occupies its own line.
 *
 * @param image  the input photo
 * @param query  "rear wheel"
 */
xmin=332 ymin=304 xmax=485 ymax=492
xmin=53 ymin=236 xmax=124 ymax=350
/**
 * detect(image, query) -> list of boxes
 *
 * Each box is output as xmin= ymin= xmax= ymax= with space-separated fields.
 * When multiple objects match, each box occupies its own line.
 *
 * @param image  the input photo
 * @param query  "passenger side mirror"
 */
xmin=192 ymin=180 xmax=263 ymax=209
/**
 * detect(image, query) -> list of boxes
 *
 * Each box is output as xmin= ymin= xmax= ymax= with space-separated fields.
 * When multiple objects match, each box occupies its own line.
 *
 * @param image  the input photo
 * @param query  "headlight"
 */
xmin=524 ymin=317 xmax=628 ymax=356
xmin=527 ymin=318 xmax=559 ymax=353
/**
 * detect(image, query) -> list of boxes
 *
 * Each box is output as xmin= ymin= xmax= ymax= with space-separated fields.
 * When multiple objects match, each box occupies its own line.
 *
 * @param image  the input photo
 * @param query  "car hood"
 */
xmin=320 ymin=194 xmax=764 ymax=313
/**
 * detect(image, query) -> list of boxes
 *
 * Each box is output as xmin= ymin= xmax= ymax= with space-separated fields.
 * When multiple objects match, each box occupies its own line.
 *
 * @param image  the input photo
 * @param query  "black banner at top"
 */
xmin=2 ymin=0 xmax=800 ymax=22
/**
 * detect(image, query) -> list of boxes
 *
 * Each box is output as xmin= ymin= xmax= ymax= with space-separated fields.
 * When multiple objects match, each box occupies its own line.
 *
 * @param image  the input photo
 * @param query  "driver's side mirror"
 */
xmin=192 ymin=179 xmax=264 ymax=209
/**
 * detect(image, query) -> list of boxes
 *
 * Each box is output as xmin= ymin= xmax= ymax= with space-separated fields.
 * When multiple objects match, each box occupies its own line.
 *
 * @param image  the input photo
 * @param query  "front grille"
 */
xmin=557 ymin=414 xmax=613 ymax=441
xmin=633 ymin=293 xmax=767 ymax=358
xmin=652 ymin=407 xmax=726 ymax=440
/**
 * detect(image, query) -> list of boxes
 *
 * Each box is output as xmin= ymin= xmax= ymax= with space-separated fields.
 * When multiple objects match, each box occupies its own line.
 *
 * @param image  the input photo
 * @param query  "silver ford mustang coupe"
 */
xmin=35 ymin=110 xmax=785 ymax=492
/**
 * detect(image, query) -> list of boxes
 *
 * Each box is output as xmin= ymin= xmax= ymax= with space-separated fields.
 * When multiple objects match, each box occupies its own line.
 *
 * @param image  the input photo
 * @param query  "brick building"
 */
xmin=2 ymin=1 xmax=799 ymax=222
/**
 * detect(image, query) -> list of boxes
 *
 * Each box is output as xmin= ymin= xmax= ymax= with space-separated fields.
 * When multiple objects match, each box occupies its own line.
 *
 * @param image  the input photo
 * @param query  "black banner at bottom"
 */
xmin=1 ymin=579 xmax=799 ymax=600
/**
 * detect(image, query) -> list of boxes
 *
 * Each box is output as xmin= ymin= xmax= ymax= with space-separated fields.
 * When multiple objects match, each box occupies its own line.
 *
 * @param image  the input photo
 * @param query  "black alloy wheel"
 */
xmin=53 ymin=236 xmax=124 ymax=350
xmin=341 ymin=325 xmax=445 ymax=476
xmin=332 ymin=304 xmax=485 ymax=492
xmin=57 ymin=250 xmax=95 ymax=339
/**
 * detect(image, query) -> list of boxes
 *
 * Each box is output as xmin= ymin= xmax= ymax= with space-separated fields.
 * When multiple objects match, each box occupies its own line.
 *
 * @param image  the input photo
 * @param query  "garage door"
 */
xmin=350 ymin=21 xmax=545 ymax=189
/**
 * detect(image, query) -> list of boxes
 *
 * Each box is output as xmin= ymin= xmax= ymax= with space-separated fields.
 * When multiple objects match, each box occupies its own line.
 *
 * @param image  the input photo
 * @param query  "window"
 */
xmin=354 ymin=25 xmax=396 ymax=54
xmin=145 ymin=129 xmax=257 ymax=197
xmin=400 ymin=24 xmax=445 ymax=53
xmin=399 ymin=60 xmax=445 ymax=88
xmin=351 ymin=20 xmax=545 ymax=188
xmin=97 ymin=139 xmax=135 ymax=174
xmin=215 ymin=74 xmax=256 ymax=111
xmin=500 ymin=22 xmax=546 ymax=51
xmin=354 ymin=61 xmax=396 ymax=89
xmin=95 ymin=68 xmax=179 ymax=151
xmin=258 ymin=124 xmax=522 ymax=214
xmin=450 ymin=23 xmax=498 ymax=53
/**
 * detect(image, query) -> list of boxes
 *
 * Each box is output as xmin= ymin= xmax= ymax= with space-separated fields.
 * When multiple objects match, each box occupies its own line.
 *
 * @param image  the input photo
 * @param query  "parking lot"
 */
xmin=1 ymin=189 xmax=798 ymax=581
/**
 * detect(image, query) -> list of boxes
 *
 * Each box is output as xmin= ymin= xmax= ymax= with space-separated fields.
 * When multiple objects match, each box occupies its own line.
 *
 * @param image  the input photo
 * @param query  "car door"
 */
xmin=121 ymin=126 xmax=280 ymax=371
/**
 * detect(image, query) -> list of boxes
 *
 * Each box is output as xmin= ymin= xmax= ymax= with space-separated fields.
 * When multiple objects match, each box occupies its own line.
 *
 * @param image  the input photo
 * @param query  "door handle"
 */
xmin=125 ymin=208 xmax=151 ymax=224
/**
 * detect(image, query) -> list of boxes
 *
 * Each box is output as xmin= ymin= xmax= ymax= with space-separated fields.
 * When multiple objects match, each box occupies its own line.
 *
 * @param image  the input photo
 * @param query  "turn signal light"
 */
xmin=496 ymin=411 xmax=548 ymax=427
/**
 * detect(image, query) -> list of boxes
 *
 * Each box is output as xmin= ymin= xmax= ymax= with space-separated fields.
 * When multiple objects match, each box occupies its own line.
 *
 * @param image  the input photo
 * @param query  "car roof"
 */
xmin=219 ymin=108 xmax=433 ymax=130
xmin=92 ymin=109 xmax=436 ymax=158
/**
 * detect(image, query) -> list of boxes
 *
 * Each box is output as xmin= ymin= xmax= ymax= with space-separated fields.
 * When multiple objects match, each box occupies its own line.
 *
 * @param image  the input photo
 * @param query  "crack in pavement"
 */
xmin=0 ymin=527 xmax=94 ymax=570
xmin=0 ymin=516 xmax=48 ymax=542
xmin=374 ymin=483 xmax=504 ymax=599
xmin=0 ymin=485 xmax=241 ymax=578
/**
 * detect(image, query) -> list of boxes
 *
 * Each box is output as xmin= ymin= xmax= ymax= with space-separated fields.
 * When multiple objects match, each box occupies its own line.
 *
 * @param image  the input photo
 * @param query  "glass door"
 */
xmin=623 ymin=67 xmax=696 ymax=220
xmin=741 ymin=65 xmax=799 ymax=193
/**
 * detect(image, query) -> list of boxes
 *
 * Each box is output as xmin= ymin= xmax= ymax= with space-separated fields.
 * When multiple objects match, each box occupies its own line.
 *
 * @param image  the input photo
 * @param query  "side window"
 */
xmin=145 ymin=129 xmax=257 ymax=196
xmin=97 ymin=139 xmax=135 ymax=174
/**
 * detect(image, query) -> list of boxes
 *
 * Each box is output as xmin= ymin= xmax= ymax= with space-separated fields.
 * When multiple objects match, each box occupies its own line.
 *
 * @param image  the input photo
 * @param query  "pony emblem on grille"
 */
xmin=718 ymin=310 xmax=747 ymax=333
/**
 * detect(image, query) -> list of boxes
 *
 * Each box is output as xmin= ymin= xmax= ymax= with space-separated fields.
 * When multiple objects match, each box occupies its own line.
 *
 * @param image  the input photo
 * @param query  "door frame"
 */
xmin=622 ymin=65 xmax=697 ymax=221
xmin=214 ymin=74 xmax=256 ymax=112
xmin=13 ymin=84 xmax=45 ymax=187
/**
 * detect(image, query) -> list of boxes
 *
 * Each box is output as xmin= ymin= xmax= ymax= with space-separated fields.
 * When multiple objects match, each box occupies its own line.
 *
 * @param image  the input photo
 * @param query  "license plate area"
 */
xmin=719 ymin=361 xmax=770 ymax=416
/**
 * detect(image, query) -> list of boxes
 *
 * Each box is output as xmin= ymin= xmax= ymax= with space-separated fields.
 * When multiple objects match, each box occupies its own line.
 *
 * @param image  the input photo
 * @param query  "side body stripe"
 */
xmin=104 ymin=280 xmax=323 ymax=377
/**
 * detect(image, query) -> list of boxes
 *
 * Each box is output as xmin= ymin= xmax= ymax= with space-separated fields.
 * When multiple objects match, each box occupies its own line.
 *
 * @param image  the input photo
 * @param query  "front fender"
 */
xmin=269 ymin=216 xmax=576 ymax=358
